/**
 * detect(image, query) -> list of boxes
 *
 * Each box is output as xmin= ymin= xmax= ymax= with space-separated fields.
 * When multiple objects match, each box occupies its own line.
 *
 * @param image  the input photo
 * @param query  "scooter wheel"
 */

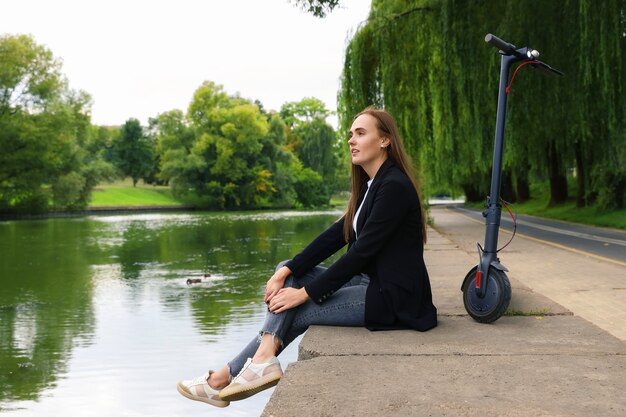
xmin=461 ymin=266 xmax=511 ymax=323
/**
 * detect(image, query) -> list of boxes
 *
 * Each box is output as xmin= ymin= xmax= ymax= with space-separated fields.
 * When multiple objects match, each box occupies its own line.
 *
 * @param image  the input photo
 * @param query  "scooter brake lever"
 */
xmin=530 ymin=60 xmax=564 ymax=76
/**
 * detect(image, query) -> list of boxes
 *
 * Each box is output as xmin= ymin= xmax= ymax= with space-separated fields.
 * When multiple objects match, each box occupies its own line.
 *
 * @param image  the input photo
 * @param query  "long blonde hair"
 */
xmin=342 ymin=107 xmax=427 ymax=244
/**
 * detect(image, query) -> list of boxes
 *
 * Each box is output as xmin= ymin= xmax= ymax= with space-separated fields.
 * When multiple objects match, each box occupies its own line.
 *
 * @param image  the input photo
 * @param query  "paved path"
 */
xmin=262 ymin=206 xmax=626 ymax=417
xmin=447 ymin=204 xmax=626 ymax=265
xmin=432 ymin=205 xmax=626 ymax=341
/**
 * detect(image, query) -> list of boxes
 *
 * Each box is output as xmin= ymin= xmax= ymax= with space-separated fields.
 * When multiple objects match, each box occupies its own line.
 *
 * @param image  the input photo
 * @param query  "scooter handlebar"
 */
xmin=485 ymin=33 xmax=516 ymax=54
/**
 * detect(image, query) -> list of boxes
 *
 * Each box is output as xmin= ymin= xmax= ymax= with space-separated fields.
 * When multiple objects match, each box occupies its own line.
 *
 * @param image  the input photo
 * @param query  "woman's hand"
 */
xmin=268 ymin=287 xmax=309 ymax=314
xmin=264 ymin=266 xmax=292 ymax=304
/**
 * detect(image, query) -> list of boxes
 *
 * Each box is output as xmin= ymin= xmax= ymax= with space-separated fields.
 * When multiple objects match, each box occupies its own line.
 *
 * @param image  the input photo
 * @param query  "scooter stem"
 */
xmin=485 ymin=55 xmax=516 ymax=252
xmin=477 ymin=53 xmax=520 ymax=298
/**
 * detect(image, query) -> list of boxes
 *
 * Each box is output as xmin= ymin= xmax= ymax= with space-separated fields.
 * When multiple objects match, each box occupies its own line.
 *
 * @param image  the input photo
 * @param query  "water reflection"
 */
xmin=0 ymin=210 xmax=342 ymax=416
xmin=0 ymin=219 xmax=97 ymax=407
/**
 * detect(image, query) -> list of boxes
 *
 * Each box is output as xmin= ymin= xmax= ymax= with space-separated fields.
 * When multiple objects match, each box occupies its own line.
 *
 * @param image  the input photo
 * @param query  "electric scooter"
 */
xmin=461 ymin=34 xmax=562 ymax=323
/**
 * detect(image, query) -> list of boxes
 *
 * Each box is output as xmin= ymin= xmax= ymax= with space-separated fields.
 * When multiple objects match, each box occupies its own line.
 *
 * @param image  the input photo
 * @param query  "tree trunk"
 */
xmin=515 ymin=165 xmax=531 ymax=203
xmin=547 ymin=142 xmax=568 ymax=205
xmin=574 ymin=141 xmax=587 ymax=207
xmin=615 ymin=177 xmax=625 ymax=209
xmin=515 ymin=176 xmax=530 ymax=203
xmin=462 ymin=183 xmax=485 ymax=203
xmin=500 ymin=170 xmax=517 ymax=203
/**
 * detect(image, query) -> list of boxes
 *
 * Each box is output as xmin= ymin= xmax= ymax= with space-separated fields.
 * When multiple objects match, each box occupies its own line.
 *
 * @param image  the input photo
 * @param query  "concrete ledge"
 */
xmin=262 ymin=220 xmax=625 ymax=416
xmin=263 ymin=354 xmax=626 ymax=417
xmin=298 ymin=316 xmax=626 ymax=360
xmin=262 ymin=317 xmax=626 ymax=417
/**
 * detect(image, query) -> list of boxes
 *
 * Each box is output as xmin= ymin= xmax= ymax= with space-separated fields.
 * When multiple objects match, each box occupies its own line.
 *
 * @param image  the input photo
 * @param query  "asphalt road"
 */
xmin=445 ymin=203 xmax=626 ymax=266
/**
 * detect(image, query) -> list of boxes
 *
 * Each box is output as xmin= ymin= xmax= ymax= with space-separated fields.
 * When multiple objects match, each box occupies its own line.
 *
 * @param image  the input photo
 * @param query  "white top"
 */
xmin=353 ymin=179 xmax=374 ymax=238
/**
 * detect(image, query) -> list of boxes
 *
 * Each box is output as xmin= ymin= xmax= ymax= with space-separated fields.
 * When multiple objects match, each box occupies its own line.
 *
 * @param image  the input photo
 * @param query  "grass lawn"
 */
xmin=465 ymin=181 xmax=626 ymax=230
xmin=89 ymin=179 xmax=186 ymax=207
xmin=329 ymin=192 xmax=350 ymax=209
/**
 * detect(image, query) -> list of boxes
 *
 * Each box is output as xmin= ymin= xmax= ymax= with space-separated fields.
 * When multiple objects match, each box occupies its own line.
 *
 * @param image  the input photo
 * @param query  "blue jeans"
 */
xmin=227 ymin=261 xmax=369 ymax=377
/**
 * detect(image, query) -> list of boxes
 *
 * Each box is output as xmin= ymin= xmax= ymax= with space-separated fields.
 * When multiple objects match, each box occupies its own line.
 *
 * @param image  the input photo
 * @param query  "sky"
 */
xmin=1 ymin=0 xmax=372 ymax=127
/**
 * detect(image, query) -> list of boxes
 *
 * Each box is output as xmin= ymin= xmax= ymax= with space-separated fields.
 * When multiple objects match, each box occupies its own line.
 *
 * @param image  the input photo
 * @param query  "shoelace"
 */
xmin=232 ymin=360 xmax=253 ymax=382
xmin=190 ymin=373 xmax=211 ymax=386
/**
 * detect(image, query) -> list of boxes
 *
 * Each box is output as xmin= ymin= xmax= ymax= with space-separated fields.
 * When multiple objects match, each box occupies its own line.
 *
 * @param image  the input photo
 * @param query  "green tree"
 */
xmin=258 ymin=114 xmax=288 ymax=171
xmin=85 ymin=125 xmax=119 ymax=166
xmin=151 ymin=109 xmax=196 ymax=192
xmin=0 ymin=34 xmax=63 ymax=116
xmin=294 ymin=118 xmax=338 ymax=182
xmin=147 ymin=110 xmax=193 ymax=186
xmin=295 ymin=167 xmax=329 ymax=207
xmin=113 ymin=118 xmax=154 ymax=187
xmin=0 ymin=34 xmax=102 ymax=213
xmin=159 ymin=82 xmax=277 ymax=208
xmin=280 ymin=97 xmax=339 ymax=196
xmin=279 ymin=97 xmax=331 ymax=127
xmin=154 ymin=82 xmax=335 ymax=209
xmin=338 ymin=0 xmax=626 ymax=209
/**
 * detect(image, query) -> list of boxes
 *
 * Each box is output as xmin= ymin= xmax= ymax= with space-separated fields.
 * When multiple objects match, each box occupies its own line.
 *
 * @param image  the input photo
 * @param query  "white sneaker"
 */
xmin=219 ymin=357 xmax=283 ymax=401
xmin=176 ymin=370 xmax=230 ymax=408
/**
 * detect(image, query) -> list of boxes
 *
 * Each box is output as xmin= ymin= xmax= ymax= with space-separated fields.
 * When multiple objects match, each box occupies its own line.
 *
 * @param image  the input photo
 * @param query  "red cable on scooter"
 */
xmin=505 ymin=61 xmax=539 ymax=94
xmin=497 ymin=198 xmax=517 ymax=252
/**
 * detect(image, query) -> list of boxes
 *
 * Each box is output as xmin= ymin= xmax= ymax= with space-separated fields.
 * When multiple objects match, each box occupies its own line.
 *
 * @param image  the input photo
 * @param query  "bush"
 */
xmin=591 ymin=165 xmax=626 ymax=210
xmin=294 ymin=168 xmax=329 ymax=207
xmin=1 ymin=190 xmax=50 ymax=214
xmin=52 ymin=172 xmax=86 ymax=210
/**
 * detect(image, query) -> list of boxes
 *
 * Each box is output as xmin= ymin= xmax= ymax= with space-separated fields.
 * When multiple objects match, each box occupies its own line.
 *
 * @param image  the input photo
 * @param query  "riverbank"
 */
xmin=262 ymin=206 xmax=626 ymax=416
xmin=0 ymin=205 xmax=196 ymax=221
xmin=3 ymin=180 xmax=625 ymax=231
xmin=88 ymin=181 xmax=626 ymax=230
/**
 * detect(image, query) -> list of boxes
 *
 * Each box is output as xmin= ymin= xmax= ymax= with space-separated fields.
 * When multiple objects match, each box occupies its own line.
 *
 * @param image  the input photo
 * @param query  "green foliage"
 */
xmin=294 ymin=166 xmax=330 ymax=207
xmin=0 ymin=34 xmax=106 ymax=213
xmin=0 ymin=34 xmax=342 ymax=213
xmin=293 ymin=119 xmax=339 ymax=185
xmin=113 ymin=118 xmax=154 ymax=187
xmin=338 ymin=0 xmax=626 ymax=209
xmin=280 ymin=97 xmax=340 ymax=195
xmin=150 ymin=109 xmax=195 ymax=191
xmin=272 ymin=160 xmax=299 ymax=208
xmin=52 ymin=172 xmax=85 ymax=209
xmin=0 ymin=34 xmax=64 ymax=115
xmin=85 ymin=125 xmax=119 ymax=166
xmin=156 ymin=83 xmax=289 ymax=208
xmin=590 ymin=165 xmax=626 ymax=210
xmin=280 ymin=97 xmax=331 ymax=127
xmin=291 ymin=0 xmax=343 ymax=17
xmin=482 ymin=180 xmax=626 ymax=230
xmin=153 ymin=83 xmax=337 ymax=209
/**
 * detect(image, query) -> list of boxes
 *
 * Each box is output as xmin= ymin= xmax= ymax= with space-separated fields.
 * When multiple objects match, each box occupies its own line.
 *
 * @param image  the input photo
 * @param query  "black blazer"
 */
xmin=285 ymin=159 xmax=437 ymax=331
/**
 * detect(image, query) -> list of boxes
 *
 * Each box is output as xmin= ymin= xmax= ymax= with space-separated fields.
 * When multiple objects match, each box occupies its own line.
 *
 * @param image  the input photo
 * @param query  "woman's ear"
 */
xmin=381 ymin=137 xmax=391 ymax=148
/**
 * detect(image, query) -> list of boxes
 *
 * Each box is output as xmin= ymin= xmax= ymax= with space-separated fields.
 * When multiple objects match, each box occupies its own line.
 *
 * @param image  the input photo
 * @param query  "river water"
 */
xmin=0 ymin=210 xmax=343 ymax=416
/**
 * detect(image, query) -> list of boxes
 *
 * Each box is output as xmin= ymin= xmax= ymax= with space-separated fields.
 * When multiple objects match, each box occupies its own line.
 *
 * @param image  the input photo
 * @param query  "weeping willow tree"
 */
xmin=572 ymin=0 xmax=625 ymax=208
xmin=503 ymin=0 xmax=625 ymax=208
xmin=338 ymin=0 xmax=626 ymax=208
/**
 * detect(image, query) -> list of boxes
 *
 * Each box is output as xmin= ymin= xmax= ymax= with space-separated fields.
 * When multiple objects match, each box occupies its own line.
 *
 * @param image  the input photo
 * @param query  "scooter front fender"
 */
xmin=490 ymin=260 xmax=509 ymax=272
xmin=460 ymin=261 xmax=509 ymax=292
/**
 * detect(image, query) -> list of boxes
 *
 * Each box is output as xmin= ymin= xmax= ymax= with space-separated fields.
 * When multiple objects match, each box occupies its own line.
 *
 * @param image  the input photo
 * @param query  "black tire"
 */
xmin=462 ymin=266 xmax=511 ymax=323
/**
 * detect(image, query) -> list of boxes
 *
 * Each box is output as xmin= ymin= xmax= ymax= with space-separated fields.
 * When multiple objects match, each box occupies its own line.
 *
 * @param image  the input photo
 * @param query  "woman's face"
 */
xmin=348 ymin=114 xmax=389 ymax=172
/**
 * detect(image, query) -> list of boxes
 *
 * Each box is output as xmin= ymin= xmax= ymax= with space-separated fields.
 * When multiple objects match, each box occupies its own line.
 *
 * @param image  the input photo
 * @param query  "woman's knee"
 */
xmin=275 ymin=260 xmax=290 ymax=272
xmin=274 ymin=260 xmax=298 ymax=288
